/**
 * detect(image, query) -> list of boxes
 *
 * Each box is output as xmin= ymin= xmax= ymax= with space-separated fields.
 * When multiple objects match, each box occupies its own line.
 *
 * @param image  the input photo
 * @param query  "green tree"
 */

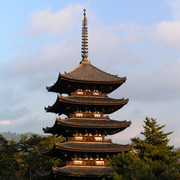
xmin=0 ymin=134 xmax=65 ymax=180
xmin=110 ymin=117 xmax=180 ymax=180
xmin=0 ymin=135 xmax=20 ymax=180
xmin=18 ymin=134 xmax=65 ymax=179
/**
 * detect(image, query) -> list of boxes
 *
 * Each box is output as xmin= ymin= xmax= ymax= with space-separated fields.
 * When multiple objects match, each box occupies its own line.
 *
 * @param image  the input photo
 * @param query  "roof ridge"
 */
xmin=89 ymin=63 xmax=123 ymax=78
xmin=62 ymin=63 xmax=83 ymax=75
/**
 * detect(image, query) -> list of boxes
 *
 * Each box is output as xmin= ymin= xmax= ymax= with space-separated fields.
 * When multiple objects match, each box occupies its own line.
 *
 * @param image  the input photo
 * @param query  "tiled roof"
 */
xmin=45 ymin=96 xmax=128 ymax=115
xmin=45 ymin=118 xmax=131 ymax=129
xmin=59 ymin=95 xmax=128 ymax=105
xmin=61 ymin=63 xmax=125 ymax=82
xmin=46 ymin=63 xmax=126 ymax=94
xmin=52 ymin=166 xmax=114 ymax=176
xmin=59 ymin=118 xmax=131 ymax=127
xmin=43 ymin=118 xmax=131 ymax=135
xmin=54 ymin=142 xmax=131 ymax=152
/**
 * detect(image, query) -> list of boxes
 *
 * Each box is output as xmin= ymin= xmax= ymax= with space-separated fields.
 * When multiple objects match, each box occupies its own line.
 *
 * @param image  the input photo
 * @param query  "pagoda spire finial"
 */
xmin=81 ymin=9 xmax=89 ymax=64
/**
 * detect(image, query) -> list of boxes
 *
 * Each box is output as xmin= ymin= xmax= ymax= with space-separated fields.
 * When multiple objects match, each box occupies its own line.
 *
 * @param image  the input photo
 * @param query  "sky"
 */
xmin=0 ymin=0 xmax=180 ymax=147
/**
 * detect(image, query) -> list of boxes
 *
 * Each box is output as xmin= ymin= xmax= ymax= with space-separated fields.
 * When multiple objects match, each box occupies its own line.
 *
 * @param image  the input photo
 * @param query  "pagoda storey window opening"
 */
xmin=95 ymin=137 xmax=103 ymax=141
xmin=76 ymin=113 xmax=83 ymax=117
xmin=74 ymin=160 xmax=83 ymax=165
xmin=74 ymin=136 xmax=83 ymax=141
xmin=96 ymin=161 xmax=105 ymax=166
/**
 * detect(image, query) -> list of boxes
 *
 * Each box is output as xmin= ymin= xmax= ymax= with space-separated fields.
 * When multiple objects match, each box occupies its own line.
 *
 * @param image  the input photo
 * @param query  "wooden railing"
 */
xmin=66 ymin=160 xmax=108 ymax=166
xmin=69 ymin=113 xmax=109 ymax=119
xmin=67 ymin=137 xmax=112 ymax=143
xmin=71 ymin=90 xmax=107 ymax=97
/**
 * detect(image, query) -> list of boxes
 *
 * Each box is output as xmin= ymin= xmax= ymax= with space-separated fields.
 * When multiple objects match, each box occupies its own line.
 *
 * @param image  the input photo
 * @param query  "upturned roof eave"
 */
xmin=51 ymin=166 xmax=114 ymax=177
xmin=45 ymin=97 xmax=129 ymax=114
xmin=43 ymin=119 xmax=131 ymax=135
xmin=57 ymin=122 xmax=131 ymax=129
xmin=46 ymin=74 xmax=126 ymax=92
xmin=51 ymin=118 xmax=131 ymax=128
xmin=42 ymin=142 xmax=131 ymax=155
xmin=58 ymin=95 xmax=129 ymax=106
xmin=54 ymin=142 xmax=131 ymax=153
xmin=46 ymin=73 xmax=62 ymax=92
xmin=60 ymin=74 xmax=127 ymax=84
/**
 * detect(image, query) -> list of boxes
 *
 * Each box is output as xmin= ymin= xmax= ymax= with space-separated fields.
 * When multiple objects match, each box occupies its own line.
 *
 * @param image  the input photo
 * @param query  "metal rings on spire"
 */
xmin=81 ymin=9 xmax=89 ymax=63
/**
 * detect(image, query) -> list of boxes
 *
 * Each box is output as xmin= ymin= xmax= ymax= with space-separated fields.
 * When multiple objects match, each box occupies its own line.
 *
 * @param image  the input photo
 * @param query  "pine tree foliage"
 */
xmin=138 ymin=117 xmax=173 ymax=147
xmin=110 ymin=117 xmax=180 ymax=180
xmin=0 ymin=134 xmax=65 ymax=180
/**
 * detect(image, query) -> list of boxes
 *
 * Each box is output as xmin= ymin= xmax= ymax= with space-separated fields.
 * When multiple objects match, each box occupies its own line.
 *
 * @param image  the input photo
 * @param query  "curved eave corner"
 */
xmin=46 ymin=73 xmax=62 ymax=92
xmin=43 ymin=118 xmax=59 ymax=133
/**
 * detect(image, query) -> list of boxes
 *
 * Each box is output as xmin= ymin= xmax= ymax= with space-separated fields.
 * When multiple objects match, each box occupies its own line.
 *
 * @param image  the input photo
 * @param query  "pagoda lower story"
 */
xmin=40 ymin=128 xmax=130 ymax=179
xmin=39 ymin=105 xmax=131 ymax=179
xmin=38 ymin=9 xmax=131 ymax=180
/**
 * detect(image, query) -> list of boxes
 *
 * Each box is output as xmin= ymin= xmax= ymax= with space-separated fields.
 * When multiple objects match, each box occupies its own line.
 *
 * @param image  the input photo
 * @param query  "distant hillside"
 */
xmin=0 ymin=131 xmax=44 ymax=141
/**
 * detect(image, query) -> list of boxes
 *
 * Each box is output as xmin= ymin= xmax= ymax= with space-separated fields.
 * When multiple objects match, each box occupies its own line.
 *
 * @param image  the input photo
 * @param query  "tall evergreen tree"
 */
xmin=110 ymin=117 xmax=180 ymax=180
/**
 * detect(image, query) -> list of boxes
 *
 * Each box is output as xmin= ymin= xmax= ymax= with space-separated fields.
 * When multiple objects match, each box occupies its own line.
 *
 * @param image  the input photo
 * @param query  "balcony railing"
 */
xmin=69 ymin=113 xmax=109 ymax=119
xmin=66 ymin=160 xmax=108 ymax=166
xmin=67 ymin=137 xmax=112 ymax=143
xmin=71 ymin=91 xmax=107 ymax=97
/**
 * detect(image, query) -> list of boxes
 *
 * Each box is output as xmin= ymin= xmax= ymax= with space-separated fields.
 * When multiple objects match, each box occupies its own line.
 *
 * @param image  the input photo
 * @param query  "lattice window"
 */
xmin=74 ymin=136 xmax=83 ymax=141
xmin=76 ymin=113 xmax=83 ymax=117
xmin=74 ymin=160 xmax=83 ymax=165
xmin=94 ymin=113 xmax=101 ymax=117
xmin=96 ymin=161 xmax=104 ymax=165
xmin=95 ymin=137 xmax=103 ymax=141
xmin=77 ymin=91 xmax=83 ymax=95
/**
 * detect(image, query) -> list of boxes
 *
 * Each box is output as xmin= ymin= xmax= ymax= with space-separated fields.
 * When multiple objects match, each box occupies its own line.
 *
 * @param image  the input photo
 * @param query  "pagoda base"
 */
xmin=38 ymin=165 xmax=114 ymax=179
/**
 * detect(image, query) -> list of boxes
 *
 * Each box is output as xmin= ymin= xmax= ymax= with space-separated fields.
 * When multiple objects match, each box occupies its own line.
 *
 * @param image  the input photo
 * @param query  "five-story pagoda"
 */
xmin=40 ymin=9 xmax=131 ymax=180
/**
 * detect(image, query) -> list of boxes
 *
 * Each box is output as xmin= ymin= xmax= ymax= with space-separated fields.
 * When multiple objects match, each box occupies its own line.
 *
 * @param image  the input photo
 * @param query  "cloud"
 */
xmin=0 ymin=39 xmax=80 ymax=81
xmin=0 ymin=88 xmax=25 ymax=107
xmin=0 ymin=107 xmax=28 ymax=121
xmin=110 ymin=119 xmax=143 ymax=144
xmin=167 ymin=0 xmax=180 ymax=20
xmin=118 ymin=58 xmax=180 ymax=102
xmin=25 ymin=4 xmax=84 ymax=36
xmin=156 ymin=20 xmax=180 ymax=47
xmin=0 ymin=120 xmax=11 ymax=125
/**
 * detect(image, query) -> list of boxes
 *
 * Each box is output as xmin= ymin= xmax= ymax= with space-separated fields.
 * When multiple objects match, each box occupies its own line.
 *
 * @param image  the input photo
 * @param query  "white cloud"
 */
xmin=0 ymin=38 xmax=80 ymax=80
xmin=119 ymin=58 xmax=180 ymax=102
xmin=0 ymin=120 xmax=11 ymax=125
xmin=110 ymin=120 xmax=143 ymax=144
xmin=168 ymin=0 xmax=180 ymax=20
xmin=25 ymin=4 xmax=84 ymax=36
xmin=156 ymin=20 xmax=180 ymax=47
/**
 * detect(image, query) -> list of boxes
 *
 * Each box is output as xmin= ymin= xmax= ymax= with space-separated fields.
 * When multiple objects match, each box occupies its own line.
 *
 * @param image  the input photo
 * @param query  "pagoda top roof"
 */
xmin=48 ymin=142 xmax=131 ymax=153
xmin=52 ymin=166 xmax=114 ymax=177
xmin=60 ymin=62 xmax=126 ymax=83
